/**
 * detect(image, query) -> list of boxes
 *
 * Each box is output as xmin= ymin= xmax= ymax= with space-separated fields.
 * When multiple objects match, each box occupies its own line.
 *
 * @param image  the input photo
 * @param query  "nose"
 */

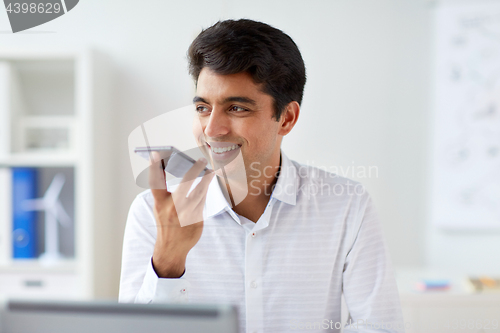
xmin=203 ymin=108 xmax=230 ymax=138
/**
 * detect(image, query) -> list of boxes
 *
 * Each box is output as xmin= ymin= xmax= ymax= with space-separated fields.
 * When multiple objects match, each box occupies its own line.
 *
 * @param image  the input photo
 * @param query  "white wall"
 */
xmin=426 ymin=0 xmax=500 ymax=276
xmin=0 ymin=0 xmax=467 ymax=297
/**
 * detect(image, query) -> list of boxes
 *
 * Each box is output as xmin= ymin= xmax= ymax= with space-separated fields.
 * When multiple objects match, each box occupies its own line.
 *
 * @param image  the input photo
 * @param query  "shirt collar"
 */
xmin=270 ymin=150 xmax=297 ymax=206
xmin=204 ymin=173 xmax=231 ymax=219
xmin=204 ymin=150 xmax=298 ymax=219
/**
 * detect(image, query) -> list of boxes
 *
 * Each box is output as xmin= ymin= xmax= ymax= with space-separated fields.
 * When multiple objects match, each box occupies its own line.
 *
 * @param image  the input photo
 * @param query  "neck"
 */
xmin=218 ymin=153 xmax=281 ymax=223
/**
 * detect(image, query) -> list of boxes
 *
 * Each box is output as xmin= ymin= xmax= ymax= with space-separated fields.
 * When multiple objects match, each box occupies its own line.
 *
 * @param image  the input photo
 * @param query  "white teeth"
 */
xmin=210 ymin=144 xmax=239 ymax=154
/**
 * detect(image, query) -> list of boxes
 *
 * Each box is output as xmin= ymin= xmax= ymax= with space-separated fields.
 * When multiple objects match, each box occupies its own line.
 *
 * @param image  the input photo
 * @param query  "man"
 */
xmin=120 ymin=19 xmax=405 ymax=333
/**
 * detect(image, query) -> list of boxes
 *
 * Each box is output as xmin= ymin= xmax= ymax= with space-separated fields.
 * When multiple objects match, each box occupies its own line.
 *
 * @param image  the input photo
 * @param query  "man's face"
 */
xmin=192 ymin=68 xmax=282 ymax=182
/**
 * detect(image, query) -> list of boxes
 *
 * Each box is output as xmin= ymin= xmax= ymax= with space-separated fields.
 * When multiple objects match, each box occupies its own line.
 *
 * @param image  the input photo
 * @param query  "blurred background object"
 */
xmin=0 ymin=50 xmax=115 ymax=300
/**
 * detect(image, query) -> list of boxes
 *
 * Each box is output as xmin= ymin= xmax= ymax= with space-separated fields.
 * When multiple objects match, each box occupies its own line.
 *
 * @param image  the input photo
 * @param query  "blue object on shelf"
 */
xmin=415 ymin=279 xmax=450 ymax=291
xmin=12 ymin=168 xmax=38 ymax=258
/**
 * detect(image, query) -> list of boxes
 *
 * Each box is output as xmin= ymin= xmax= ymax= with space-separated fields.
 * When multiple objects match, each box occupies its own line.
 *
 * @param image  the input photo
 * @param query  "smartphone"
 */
xmin=135 ymin=146 xmax=210 ymax=178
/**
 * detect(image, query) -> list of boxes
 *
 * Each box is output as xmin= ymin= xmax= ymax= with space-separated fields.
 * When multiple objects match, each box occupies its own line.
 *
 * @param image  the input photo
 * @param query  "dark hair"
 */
xmin=188 ymin=19 xmax=306 ymax=121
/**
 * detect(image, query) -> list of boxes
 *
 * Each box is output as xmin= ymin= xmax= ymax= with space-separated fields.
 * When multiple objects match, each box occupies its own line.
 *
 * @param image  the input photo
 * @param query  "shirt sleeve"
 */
xmin=118 ymin=191 xmax=190 ymax=304
xmin=342 ymin=191 xmax=405 ymax=333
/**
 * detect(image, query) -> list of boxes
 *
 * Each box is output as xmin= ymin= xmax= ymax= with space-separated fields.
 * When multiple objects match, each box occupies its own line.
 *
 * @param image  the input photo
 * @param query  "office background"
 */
xmin=0 ymin=0 xmax=499 ymax=301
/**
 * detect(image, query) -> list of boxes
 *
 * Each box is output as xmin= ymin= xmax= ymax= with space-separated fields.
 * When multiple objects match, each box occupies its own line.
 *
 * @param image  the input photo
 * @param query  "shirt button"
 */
xmin=251 ymin=232 xmax=256 ymax=238
xmin=180 ymin=288 xmax=186 ymax=294
xmin=250 ymin=281 xmax=257 ymax=288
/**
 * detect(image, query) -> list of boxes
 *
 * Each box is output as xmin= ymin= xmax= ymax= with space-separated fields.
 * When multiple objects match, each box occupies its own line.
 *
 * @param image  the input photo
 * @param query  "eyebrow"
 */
xmin=193 ymin=96 xmax=257 ymax=106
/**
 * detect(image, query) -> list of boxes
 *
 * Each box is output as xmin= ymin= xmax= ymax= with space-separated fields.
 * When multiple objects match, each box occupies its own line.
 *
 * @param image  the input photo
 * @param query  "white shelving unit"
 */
xmin=0 ymin=49 xmax=117 ymax=300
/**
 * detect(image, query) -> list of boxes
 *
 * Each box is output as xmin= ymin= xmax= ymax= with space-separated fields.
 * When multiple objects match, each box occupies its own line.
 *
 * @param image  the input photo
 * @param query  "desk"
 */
xmin=396 ymin=269 xmax=500 ymax=333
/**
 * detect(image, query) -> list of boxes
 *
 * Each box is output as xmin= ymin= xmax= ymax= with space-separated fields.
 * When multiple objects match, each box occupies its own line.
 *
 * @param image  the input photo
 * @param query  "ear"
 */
xmin=277 ymin=101 xmax=300 ymax=136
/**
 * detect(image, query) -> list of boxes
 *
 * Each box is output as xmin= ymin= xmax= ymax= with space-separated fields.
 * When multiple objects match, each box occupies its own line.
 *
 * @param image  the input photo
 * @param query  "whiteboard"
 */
xmin=431 ymin=1 xmax=500 ymax=229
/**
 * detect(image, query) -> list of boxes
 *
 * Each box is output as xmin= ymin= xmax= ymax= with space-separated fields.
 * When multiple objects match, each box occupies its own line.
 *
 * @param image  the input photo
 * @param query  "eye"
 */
xmin=196 ymin=105 xmax=210 ymax=113
xmin=229 ymin=105 xmax=248 ymax=112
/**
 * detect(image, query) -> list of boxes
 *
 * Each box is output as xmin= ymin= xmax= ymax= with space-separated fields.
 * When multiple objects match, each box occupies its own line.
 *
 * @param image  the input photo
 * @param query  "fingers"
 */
xmin=186 ymin=173 xmax=214 ymax=225
xmin=176 ymin=158 xmax=209 ymax=198
xmin=192 ymin=183 xmax=211 ymax=217
xmin=148 ymin=151 xmax=170 ymax=200
xmin=188 ymin=170 xmax=215 ymax=202
xmin=173 ymin=169 xmax=214 ymax=228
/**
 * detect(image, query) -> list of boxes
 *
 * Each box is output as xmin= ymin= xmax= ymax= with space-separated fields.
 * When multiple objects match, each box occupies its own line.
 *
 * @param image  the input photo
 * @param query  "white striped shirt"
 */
xmin=119 ymin=151 xmax=405 ymax=333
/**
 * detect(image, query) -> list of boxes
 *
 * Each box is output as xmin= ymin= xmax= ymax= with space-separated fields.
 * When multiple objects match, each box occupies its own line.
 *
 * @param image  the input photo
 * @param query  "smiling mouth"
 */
xmin=206 ymin=143 xmax=241 ymax=154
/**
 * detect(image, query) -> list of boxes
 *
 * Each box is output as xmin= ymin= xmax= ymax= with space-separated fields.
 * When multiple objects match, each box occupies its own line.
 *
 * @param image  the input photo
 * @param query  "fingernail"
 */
xmin=199 ymin=157 xmax=207 ymax=163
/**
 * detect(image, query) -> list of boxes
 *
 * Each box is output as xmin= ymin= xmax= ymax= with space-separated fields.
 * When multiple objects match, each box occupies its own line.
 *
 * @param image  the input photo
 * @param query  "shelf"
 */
xmin=0 ymin=260 xmax=77 ymax=274
xmin=0 ymin=49 xmax=83 ymax=61
xmin=0 ymin=153 xmax=78 ymax=167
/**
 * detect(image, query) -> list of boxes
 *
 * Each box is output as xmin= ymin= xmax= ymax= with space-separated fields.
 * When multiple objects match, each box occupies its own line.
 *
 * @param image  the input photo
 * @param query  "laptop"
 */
xmin=0 ymin=299 xmax=239 ymax=333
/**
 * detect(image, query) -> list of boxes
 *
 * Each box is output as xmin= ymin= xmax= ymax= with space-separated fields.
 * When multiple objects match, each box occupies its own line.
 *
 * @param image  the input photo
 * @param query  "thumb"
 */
xmin=148 ymin=151 xmax=171 ymax=200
